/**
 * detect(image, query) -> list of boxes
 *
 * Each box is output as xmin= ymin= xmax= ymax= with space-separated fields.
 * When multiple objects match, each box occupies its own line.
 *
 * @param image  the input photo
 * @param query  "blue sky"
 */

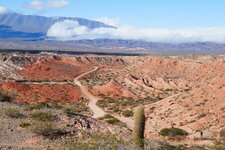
xmin=1 ymin=0 xmax=225 ymax=28
xmin=1 ymin=0 xmax=225 ymax=43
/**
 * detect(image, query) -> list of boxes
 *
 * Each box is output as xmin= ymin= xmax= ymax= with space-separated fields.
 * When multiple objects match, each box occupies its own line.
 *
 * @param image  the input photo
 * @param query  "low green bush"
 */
xmin=24 ymin=102 xmax=51 ymax=111
xmin=24 ymin=102 xmax=64 ymax=111
xmin=197 ymin=113 xmax=207 ymax=119
xmin=4 ymin=108 xmax=25 ymax=119
xmin=63 ymin=108 xmax=77 ymax=117
xmin=211 ymin=145 xmax=225 ymax=150
xmin=0 ymin=91 xmax=11 ymax=102
xmin=106 ymin=118 xmax=126 ymax=127
xmin=30 ymin=121 xmax=67 ymax=139
xmin=220 ymin=129 xmax=225 ymax=138
xmin=30 ymin=111 xmax=56 ymax=121
xmin=113 ymin=107 xmax=120 ymax=112
xmin=63 ymin=103 xmax=90 ymax=116
xmin=106 ymin=118 xmax=120 ymax=124
xmin=99 ymin=114 xmax=114 ymax=120
xmin=19 ymin=120 xmax=31 ymax=128
xmin=159 ymin=127 xmax=188 ymax=137
xmin=122 ymin=110 xmax=133 ymax=117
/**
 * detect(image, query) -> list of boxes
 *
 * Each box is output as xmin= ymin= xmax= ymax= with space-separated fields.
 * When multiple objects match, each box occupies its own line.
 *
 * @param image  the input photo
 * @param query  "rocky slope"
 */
xmin=0 ymin=101 xmax=131 ymax=150
xmin=118 ymin=55 xmax=225 ymax=138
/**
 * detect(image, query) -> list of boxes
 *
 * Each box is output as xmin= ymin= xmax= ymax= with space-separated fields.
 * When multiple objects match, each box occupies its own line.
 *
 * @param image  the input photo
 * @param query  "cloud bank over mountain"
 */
xmin=94 ymin=17 xmax=120 ymax=27
xmin=47 ymin=19 xmax=225 ymax=43
xmin=0 ymin=6 xmax=8 ymax=14
xmin=27 ymin=0 xmax=69 ymax=11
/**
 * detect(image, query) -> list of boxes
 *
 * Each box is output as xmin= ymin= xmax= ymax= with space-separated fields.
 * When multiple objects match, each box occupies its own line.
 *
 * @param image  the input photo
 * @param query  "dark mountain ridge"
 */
xmin=0 ymin=13 xmax=113 ymax=37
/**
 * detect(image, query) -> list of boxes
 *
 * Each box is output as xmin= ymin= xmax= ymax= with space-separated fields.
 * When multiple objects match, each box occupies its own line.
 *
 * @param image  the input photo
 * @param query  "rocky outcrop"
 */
xmin=71 ymin=114 xmax=131 ymax=138
xmin=0 ymin=54 xmax=40 ymax=80
xmin=73 ymin=56 xmax=126 ymax=65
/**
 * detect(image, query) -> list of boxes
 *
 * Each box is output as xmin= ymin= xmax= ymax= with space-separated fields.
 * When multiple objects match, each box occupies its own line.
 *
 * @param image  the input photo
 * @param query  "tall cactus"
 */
xmin=133 ymin=105 xmax=145 ymax=149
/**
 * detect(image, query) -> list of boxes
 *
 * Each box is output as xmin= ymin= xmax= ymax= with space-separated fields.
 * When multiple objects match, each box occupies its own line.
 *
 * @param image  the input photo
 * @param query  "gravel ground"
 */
xmin=0 ymin=101 xmax=131 ymax=150
xmin=0 ymin=102 xmax=68 ymax=150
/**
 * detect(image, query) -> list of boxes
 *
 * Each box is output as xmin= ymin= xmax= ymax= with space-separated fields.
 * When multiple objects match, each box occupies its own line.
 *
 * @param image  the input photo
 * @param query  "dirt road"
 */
xmin=74 ymin=67 xmax=134 ymax=129
xmin=74 ymin=67 xmax=106 ymax=118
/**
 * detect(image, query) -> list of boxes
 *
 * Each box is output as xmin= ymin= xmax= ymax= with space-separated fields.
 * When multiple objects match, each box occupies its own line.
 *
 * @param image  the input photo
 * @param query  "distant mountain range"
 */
xmin=0 ymin=13 xmax=113 ymax=39
xmin=1 ymin=39 xmax=225 ymax=55
xmin=0 ymin=13 xmax=225 ymax=55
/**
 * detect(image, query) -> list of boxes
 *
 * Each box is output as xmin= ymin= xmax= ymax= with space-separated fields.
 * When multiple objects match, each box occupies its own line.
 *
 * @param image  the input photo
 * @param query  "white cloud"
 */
xmin=0 ymin=6 xmax=8 ymax=14
xmin=47 ymin=20 xmax=225 ymax=43
xmin=47 ymin=20 xmax=88 ymax=37
xmin=47 ymin=0 xmax=69 ymax=8
xmin=27 ymin=0 xmax=69 ymax=11
xmin=27 ymin=0 xmax=44 ymax=10
xmin=94 ymin=17 xmax=120 ymax=27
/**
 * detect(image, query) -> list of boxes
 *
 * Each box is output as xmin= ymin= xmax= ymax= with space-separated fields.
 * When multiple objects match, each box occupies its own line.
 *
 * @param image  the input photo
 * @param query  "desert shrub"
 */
xmin=4 ymin=108 xmax=25 ymax=119
xmin=106 ymin=118 xmax=126 ymax=127
xmin=63 ymin=103 xmax=89 ymax=117
xmin=30 ymin=111 xmax=56 ymax=121
xmin=122 ymin=110 xmax=133 ymax=117
xmin=19 ymin=120 xmax=31 ymax=128
xmin=106 ymin=118 xmax=120 ymax=124
xmin=197 ymin=113 xmax=207 ymax=119
xmin=113 ymin=107 xmax=120 ymax=112
xmin=211 ymin=145 xmax=225 ymax=150
xmin=50 ymin=102 xmax=64 ymax=109
xmin=159 ymin=127 xmax=188 ymax=138
xmin=99 ymin=114 xmax=114 ymax=120
xmin=108 ymin=98 xmax=117 ymax=103
xmin=220 ymin=129 xmax=225 ymax=138
xmin=96 ymin=100 xmax=107 ymax=108
xmin=98 ymin=94 xmax=106 ymax=97
xmin=63 ymin=108 xmax=77 ymax=117
xmin=63 ymin=106 xmax=86 ymax=116
xmin=0 ymin=91 xmax=11 ymax=102
xmin=30 ymin=121 xmax=66 ymax=139
xmin=214 ymin=138 xmax=225 ymax=147
xmin=24 ymin=102 xmax=64 ymax=111
xmin=24 ymin=102 xmax=52 ymax=111
xmin=46 ymin=147 xmax=54 ymax=150
xmin=97 ymin=96 xmax=162 ymax=116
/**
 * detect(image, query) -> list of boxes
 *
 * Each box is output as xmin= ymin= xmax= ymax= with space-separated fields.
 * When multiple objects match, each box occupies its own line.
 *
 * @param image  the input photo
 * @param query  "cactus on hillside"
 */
xmin=133 ymin=105 xmax=145 ymax=149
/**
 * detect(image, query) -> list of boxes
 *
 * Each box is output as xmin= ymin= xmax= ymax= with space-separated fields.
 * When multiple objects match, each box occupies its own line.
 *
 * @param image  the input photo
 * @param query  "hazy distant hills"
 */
xmin=0 ymin=13 xmax=112 ymax=38
xmin=1 ymin=39 xmax=225 ymax=55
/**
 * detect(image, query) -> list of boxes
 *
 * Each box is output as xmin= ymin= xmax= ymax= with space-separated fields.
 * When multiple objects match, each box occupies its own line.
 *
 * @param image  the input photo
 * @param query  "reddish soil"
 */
xmin=89 ymin=80 xmax=137 ymax=98
xmin=18 ymin=57 xmax=92 ymax=81
xmin=0 ymin=82 xmax=82 ymax=104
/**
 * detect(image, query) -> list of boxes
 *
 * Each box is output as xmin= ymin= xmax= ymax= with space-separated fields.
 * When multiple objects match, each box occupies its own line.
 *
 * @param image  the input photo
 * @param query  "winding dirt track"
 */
xmin=74 ymin=67 xmax=106 ymax=118
xmin=74 ymin=67 xmax=134 ymax=129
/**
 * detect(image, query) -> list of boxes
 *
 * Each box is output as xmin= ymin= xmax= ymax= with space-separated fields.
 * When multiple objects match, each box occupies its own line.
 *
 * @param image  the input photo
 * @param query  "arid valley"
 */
xmin=0 ymin=52 xmax=224 ymax=149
